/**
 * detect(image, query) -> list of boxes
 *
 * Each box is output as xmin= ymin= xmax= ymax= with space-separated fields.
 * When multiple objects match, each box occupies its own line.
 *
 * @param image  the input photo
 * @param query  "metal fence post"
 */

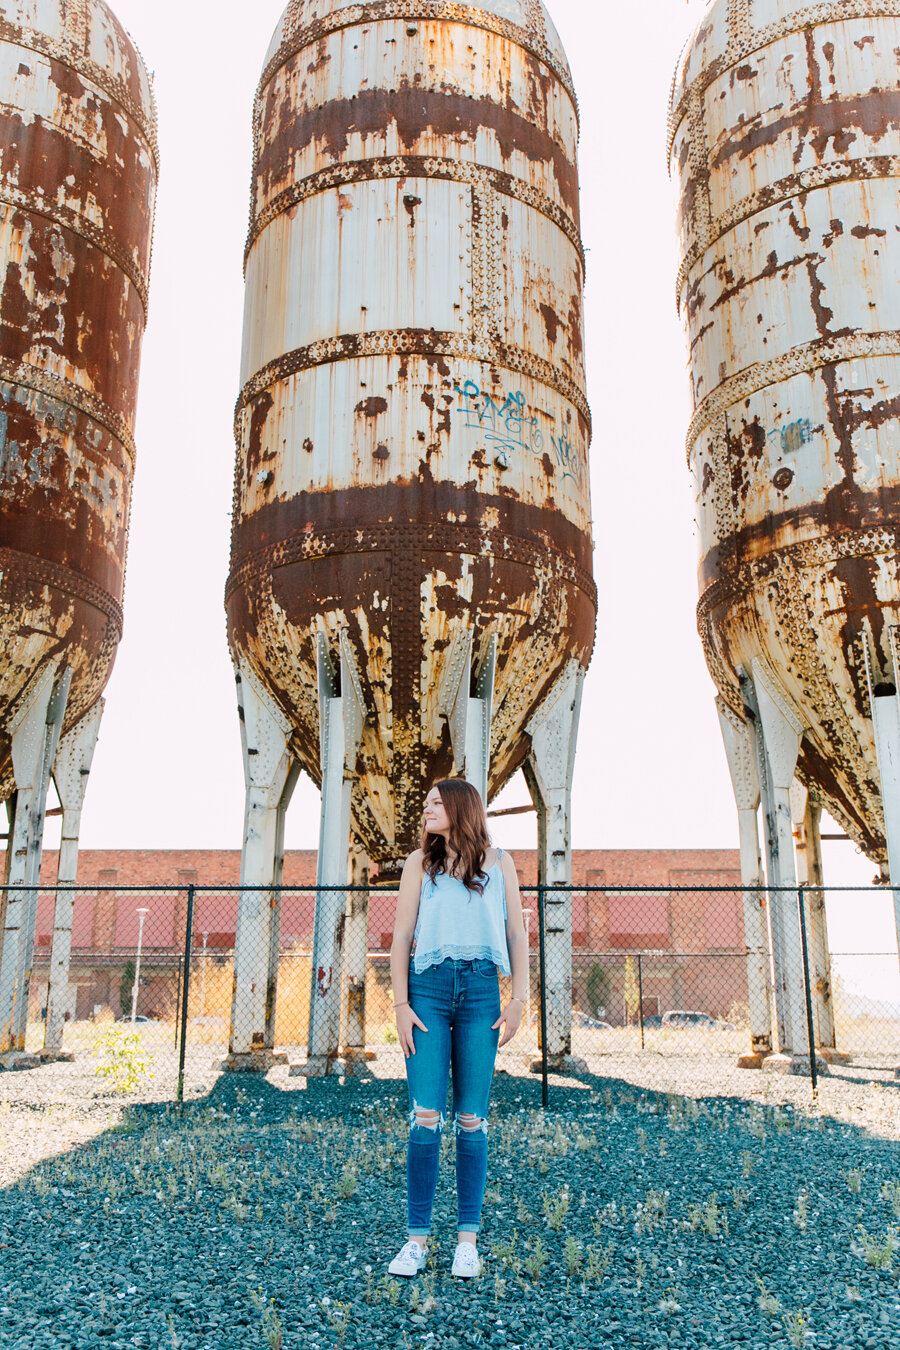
xmin=176 ymin=885 xmax=195 ymax=1106
xmin=797 ymin=886 xmax=818 ymax=1099
xmin=173 ymin=954 xmax=182 ymax=1050
xmin=638 ymin=953 xmax=645 ymax=1050
xmin=537 ymin=883 xmax=548 ymax=1109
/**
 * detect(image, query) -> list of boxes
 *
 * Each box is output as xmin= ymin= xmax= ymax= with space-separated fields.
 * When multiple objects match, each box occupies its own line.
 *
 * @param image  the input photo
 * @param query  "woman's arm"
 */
xmin=390 ymin=850 xmax=428 ymax=1057
xmin=493 ymin=850 xmax=528 ymax=1047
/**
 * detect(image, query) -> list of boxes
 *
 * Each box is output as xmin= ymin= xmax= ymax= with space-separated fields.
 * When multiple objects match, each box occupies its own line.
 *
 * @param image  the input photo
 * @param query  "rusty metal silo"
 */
xmin=670 ymin=0 xmax=900 ymax=1068
xmin=0 ymin=0 xmax=157 ymax=1063
xmin=227 ymin=0 xmax=594 ymax=1070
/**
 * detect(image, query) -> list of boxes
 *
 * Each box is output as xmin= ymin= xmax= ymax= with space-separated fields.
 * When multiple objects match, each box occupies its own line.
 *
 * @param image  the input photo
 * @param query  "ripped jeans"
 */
xmin=404 ymin=957 xmax=501 ymax=1238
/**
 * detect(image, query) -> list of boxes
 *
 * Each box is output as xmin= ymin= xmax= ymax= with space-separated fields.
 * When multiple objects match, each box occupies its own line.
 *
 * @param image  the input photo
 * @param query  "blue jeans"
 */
xmin=404 ymin=957 xmax=501 ymax=1238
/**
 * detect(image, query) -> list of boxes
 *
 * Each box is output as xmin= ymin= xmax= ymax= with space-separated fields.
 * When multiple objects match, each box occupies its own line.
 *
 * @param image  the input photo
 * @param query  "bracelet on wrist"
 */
xmin=394 ymin=1001 xmax=409 ymax=1009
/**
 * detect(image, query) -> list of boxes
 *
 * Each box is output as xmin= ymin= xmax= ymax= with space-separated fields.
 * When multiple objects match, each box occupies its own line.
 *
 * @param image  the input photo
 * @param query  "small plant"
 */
xmin=250 ymin=1291 xmax=284 ymax=1350
xmin=880 ymin=1179 xmax=900 ymax=1218
xmin=658 ymin=1288 xmax=682 ymax=1315
xmin=635 ymin=1253 xmax=647 ymax=1283
xmin=381 ymin=1277 xmax=401 ymax=1306
xmin=563 ymin=1236 xmax=582 ymax=1275
xmin=542 ymin=1186 xmax=570 ymax=1231
xmin=583 ymin=1243 xmax=611 ymax=1283
xmin=747 ymin=1107 xmax=766 ymax=1141
xmin=731 ymin=1187 xmax=749 ymax=1211
xmin=635 ymin=1127 xmax=648 ymax=1154
xmin=635 ymin=1189 xmax=668 ymax=1235
xmin=793 ymin=1191 xmax=808 ymax=1233
xmin=591 ymin=1202 xmax=619 ymax=1235
xmin=336 ymin=1164 xmax=358 ymax=1200
xmin=167 ymin=1314 xmax=180 ymax=1348
xmin=493 ymin=1274 xmax=507 ymax=1302
xmin=756 ymin=1279 xmax=782 ymax=1316
xmin=782 ymin=1309 xmax=809 ymax=1348
xmin=380 ymin=1022 xmax=399 ymax=1045
xmin=490 ymin=1229 xmax=518 ymax=1265
xmin=92 ymin=1024 xmax=156 ymax=1093
xmin=319 ymin=1297 xmax=350 ymax=1345
xmin=515 ymin=1195 xmax=532 ymax=1223
xmin=523 ymin=1237 xmax=547 ymax=1282
xmin=688 ymin=1194 xmax=722 ymax=1237
xmin=741 ymin=1151 xmax=756 ymax=1179
xmin=852 ymin=1225 xmax=899 ymax=1271
xmin=846 ymin=1168 xmax=863 ymax=1195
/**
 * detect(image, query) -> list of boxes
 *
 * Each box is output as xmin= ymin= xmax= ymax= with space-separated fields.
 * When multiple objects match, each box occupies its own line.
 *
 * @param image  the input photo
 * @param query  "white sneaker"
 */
xmin=388 ymin=1239 xmax=427 ymax=1277
xmin=451 ymin=1242 xmax=481 ymax=1278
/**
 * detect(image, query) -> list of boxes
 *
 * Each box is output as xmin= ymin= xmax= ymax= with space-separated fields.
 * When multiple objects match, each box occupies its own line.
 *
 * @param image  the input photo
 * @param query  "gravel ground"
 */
xmin=2 ymin=1046 xmax=900 ymax=1350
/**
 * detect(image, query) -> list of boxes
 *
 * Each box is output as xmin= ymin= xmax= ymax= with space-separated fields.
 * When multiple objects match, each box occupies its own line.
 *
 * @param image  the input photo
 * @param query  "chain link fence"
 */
xmin=13 ymin=882 xmax=900 ymax=1102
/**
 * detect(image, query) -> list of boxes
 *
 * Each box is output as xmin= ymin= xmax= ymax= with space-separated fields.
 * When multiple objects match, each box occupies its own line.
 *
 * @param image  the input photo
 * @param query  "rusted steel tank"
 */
xmin=0 ymin=0 xmax=157 ymax=783
xmin=670 ymin=0 xmax=900 ymax=860
xmin=228 ymin=0 xmax=595 ymax=871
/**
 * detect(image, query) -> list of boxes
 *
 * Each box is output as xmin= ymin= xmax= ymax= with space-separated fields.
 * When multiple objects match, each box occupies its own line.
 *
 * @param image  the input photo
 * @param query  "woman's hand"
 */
xmin=396 ymin=1004 xmax=428 ymax=1058
xmin=492 ymin=1000 xmax=524 ymax=1048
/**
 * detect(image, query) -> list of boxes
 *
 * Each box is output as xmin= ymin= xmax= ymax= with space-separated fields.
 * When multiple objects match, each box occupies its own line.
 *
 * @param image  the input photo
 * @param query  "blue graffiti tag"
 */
xmin=766 ymin=417 xmax=813 ymax=455
xmin=454 ymin=380 xmax=582 ymax=484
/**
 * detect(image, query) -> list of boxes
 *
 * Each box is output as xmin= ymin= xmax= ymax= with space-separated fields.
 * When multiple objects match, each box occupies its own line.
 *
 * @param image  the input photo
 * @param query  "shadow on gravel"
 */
xmin=2 ymin=1065 xmax=900 ymax=1350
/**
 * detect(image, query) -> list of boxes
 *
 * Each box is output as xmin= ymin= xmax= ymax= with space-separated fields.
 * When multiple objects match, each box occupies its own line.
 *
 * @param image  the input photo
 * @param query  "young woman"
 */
xmin=388 ymin=779 xmax=528 ymax=1279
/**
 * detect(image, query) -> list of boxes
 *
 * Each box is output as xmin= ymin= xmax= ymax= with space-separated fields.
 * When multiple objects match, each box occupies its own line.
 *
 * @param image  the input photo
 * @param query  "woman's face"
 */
xmin=423 ymin=788 xmax=450 ymax=837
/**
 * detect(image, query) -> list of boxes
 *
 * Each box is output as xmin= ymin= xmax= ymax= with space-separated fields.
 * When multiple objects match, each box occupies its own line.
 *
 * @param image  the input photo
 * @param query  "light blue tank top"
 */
xmin=412 ymin=851 xmax=511 ymax=976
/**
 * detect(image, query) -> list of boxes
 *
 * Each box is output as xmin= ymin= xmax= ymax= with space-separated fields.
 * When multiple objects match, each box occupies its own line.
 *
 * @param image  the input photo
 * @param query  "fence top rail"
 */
xmin=4 ymin=882 xmax=895 ymax=894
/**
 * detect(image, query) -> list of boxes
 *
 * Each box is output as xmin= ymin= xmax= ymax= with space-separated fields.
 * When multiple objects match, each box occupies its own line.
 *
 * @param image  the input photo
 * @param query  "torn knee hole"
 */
xmin=455 ymin=1113 xmax=488 ymax=1135
xmin=409 ymin=1102 xmax=444 ymax=1133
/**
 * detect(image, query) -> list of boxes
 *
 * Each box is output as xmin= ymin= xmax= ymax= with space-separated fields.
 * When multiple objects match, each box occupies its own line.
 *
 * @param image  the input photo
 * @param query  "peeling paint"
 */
xmin=0 ymin=1 xmax=157 ymax=780
xmin=673 ymin=0 xmax=900 ymax=863
xmin=229 ymin=0 xmax=594 ymax=869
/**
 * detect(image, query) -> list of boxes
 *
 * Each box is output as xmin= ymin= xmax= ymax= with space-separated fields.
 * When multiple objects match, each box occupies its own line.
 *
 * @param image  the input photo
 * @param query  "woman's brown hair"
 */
xmin=421 ymin=779 xmax=491 ymax=894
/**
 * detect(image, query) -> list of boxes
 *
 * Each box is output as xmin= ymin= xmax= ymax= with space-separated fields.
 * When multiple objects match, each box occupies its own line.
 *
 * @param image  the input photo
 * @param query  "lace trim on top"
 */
xmin=412 ymin=942 xmax=511 ymax=976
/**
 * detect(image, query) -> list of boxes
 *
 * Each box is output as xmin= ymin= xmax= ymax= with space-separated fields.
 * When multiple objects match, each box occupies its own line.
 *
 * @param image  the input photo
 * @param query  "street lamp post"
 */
xmin=130 ymin=907 xmax=149 ymax=1024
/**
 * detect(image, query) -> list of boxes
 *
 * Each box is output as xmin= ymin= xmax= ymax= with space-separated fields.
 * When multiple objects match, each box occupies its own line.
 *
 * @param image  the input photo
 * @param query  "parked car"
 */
xmin=661 ymin=1010 xmax=717 ymax=1030
xmin=116 ymin=1014 xmax=157 ymax=1024
xmin=642 ymin=1014 xmax=662 ymax=1029
xmin=573 ymin=1012 xmax=612 ymax=1030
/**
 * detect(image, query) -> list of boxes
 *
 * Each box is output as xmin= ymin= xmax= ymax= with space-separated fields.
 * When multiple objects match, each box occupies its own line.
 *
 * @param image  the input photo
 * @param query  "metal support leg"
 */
xmin=341 ymin=841 xmax=374 ymax=1068
xmin=746 ymin=661 xmax=816 ymax=1071
xmin=522 ymin=660 xmax=584 ymax=1065
xmin=440 ymin=632 xmax=497 ymax=802
xmin=790 ymin=784 xmax=839 ymax=1057
xmin=294 ymin=633 xmax=365 ymax=1077
xmin=862 ymin=631 xmax=900 ymax=975
xmin=717 ymin=698 xmax=773 ymax=1064
xmin=43 ymin=699 xmax=104 ymax=1059
xmin=0 ymin=664 xmax=72 ymax=1062
xmin=227 ymin=664 xmax=299 ymax=1068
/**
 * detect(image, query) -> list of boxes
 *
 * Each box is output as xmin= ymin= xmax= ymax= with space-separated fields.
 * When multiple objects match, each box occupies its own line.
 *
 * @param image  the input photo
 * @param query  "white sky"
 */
xmin=51 ymin=0 xmax=876 ymax=896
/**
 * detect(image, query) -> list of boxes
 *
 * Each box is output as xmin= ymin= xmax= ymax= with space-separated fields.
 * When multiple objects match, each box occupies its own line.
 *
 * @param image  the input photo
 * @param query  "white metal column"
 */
xmin=228 ymin=663 xmax=298 ymax=1064
xmin=790 ymin=782 xmax=837 ymax=1053
xmin=717 ymin=697 xmax=773 ymax=1062
xmin=0 ymin=664 xmax=71 ymax=1061
xmin=522 ymin=660 xmax=584 ymax=1063
xmin=440 ymin=631 xmax=497 ymax=802
xmin=341 ymin=840 xmax=373 ymax=1067
xmin=862 ymin=631 xmax=900 ymax=969
xmin=747 ymin=661 xmax=808 ymax=1065
xmin=296 ymin=632 xmax=365 ymax=1076
xmin=43 ymin=699 xmax=104 ymax=1058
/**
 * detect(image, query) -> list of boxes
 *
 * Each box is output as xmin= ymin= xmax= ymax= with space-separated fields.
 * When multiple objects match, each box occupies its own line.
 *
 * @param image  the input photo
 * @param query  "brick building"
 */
xmin=22 ymin=849 xmax=745 ymax=1027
